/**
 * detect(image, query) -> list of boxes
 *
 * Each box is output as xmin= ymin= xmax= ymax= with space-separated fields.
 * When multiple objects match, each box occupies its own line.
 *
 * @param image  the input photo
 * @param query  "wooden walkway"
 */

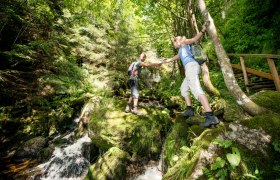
xmin=228 ymin=54 xmax=280 ymax=93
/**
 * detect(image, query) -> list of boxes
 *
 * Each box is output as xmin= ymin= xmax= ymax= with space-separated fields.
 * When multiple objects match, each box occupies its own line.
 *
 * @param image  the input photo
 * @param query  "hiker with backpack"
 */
xmin=163 ymin=23 xmax=220 ymax=128
xmin=125 ymin=53 xmax=162 ymax=115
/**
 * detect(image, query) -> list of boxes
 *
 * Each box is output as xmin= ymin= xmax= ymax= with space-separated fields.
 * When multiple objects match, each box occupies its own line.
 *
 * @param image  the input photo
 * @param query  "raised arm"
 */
xmin=183 ymin=23 xmax=207 ymax=44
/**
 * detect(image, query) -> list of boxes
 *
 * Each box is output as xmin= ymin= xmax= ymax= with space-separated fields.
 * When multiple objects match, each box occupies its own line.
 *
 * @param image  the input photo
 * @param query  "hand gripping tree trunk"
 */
xmin=186 ymin=0 xmax=220 ymax=96
xmin=197 ymin=0 xmax=267 ymax=116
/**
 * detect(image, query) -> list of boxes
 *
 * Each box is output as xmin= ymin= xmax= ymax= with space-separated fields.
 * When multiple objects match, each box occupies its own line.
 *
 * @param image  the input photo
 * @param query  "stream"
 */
xmin=38 ymin=133 xmax=92 ymax=179
xmin=130 ymin=153 xmax=163 ymax=180
xmin=3 ymin=98 xmax=167 ymax=179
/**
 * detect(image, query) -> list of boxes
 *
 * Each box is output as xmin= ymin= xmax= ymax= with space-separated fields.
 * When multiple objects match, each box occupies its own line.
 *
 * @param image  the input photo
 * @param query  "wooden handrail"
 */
xmin=228 ymin=53 xmax=280 ymax=91
xmin=231 ymin=64 xmax=275 ymax=80
xmin=228 ymin=53 xmax=280 ymax=59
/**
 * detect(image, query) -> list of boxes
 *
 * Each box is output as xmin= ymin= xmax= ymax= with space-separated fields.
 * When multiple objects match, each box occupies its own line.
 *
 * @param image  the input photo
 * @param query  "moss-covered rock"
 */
xmin=89 ymin=100 xmax=171 ymax=157
xmin=250 ymin=90 xmax=280 ymax=113
xmin=163 ymin=119 xmax=190 ymax=169
xmin=163 ymin=96 xmax=184 ymax=108
xmin=163 ymin=110 xmax=280 ymax=180
xmin=223 ymin=103 xmax=248 ymax=122
xmin=85 ymin=147 xmax=130 ymax=180
xmin=241 ymin=113 xmax=280 ymax=143
xmin=163 ymin=123 xmax=225 ymax=180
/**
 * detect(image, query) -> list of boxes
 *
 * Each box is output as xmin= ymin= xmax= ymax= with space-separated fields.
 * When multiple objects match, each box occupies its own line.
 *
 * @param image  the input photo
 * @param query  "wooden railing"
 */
xmin=228 ymin=54 xmax=280 ymax=92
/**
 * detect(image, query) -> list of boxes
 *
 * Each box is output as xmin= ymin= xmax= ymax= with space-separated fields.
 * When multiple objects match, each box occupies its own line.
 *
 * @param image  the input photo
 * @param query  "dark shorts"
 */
xmin=129 ymin=79 xmax=139 ymax=98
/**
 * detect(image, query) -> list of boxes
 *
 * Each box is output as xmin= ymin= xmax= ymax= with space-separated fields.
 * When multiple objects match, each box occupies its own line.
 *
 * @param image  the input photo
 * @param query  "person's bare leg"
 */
xmin=125 ymin=97 xmax=133 ymax=112
xmin=184 ymin=96 xmax=192 ymax=106
xmin=198 ymin=94 xmax=211 ymax=112
xmin=133 ymin=98 xmax=139 ymax=112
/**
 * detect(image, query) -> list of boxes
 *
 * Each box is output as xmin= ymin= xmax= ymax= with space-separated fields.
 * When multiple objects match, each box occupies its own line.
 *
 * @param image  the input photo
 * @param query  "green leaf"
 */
xmin=226 ymin=147 xmax=241 ymax=167
xmin=161 ymin=108 xmax=170 ymax=114
xmin=213 ymin=139 xmax=232 ymax=148
xmin=180 ymin=146 xmax=190 ymax=152
xmin=215 ymin=168 xmax=228 ymax=179
xmin=211 ymin=157 xmax=226 ymax=170
xmin=255 ymin=168 xmax=259 ymax=175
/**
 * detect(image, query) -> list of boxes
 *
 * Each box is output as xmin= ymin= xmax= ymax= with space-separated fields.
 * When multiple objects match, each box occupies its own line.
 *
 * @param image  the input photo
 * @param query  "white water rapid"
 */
xmin=38 ymin=133 xmax=92 ymax=180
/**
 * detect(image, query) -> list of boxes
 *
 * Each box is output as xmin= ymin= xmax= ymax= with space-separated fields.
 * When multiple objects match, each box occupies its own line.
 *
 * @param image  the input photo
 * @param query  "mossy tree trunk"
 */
xmin=197 ymin=0 xmax=267 ymax=116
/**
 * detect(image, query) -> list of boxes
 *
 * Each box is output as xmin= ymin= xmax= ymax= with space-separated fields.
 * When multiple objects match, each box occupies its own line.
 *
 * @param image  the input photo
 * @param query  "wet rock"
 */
xmin=39 ymin=134 xmax=92 ymax=179
xmin=14 ymin=136 xmax=47 ymax=159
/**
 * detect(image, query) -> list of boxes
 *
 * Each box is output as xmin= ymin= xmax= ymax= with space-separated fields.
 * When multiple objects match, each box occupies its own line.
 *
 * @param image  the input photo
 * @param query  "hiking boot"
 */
xmin=182 ymin=107 xmax=194 ymax=118
xmin=131 ymin=110 xmax=144 ymax=115
xmin=200 ymin=114 xmax=220 ymax=128
xmin=131 ymin=106 xmax=144 ymax=115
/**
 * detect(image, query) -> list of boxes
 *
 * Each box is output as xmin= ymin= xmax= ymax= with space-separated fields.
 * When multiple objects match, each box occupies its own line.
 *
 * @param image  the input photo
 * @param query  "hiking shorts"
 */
xmin=180 ymin=61 xmax=205 ymax=100
xmin=129 ymin=79 xmax=139 ymax=98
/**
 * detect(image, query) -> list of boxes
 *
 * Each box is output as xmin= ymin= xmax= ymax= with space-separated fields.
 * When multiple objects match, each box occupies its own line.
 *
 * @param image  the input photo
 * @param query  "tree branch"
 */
xmin=158 ymin=3 xmax=188 ymax=21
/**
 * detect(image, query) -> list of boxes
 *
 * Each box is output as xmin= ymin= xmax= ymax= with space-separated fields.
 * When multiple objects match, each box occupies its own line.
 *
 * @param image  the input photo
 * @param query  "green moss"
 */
xmin=85 ymin=147 xmax=130 ymax=180
xmin=240 ymin=113 xmax=280 ymax=177
xmin=192 ymin=123 xmax=225 ymax=149
xmin=163 ymin=122 xmax=225 ymax=179
xmin=241 ymin=113 xmax=280 ymax=142
xmin=223 ymin=103 xmax=247 ymax=122
xmin=163 ymin=149 xmax=201 ymax=180
xmin=237 ymin=143 xmax=278 ymax=179
xmin=251 ymin=90 xmax=280 ymax=113
xmin=163 ymin=121 xmax=190 ymax=168
xmin=89 ymin=98 xmax=172 ymax=157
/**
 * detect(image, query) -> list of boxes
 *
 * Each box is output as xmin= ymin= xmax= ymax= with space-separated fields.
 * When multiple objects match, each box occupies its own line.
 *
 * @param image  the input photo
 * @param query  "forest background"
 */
xmin=0 ymin=0 xmax=280 ymax=178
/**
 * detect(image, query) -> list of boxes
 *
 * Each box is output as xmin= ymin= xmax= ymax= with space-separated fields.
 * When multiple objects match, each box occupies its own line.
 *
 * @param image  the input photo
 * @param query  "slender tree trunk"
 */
xmin=200 ymin=63 xmax=220 ymax=95
xmin=197 ymin=0 xmax=267 ymax=116
xmin=186 ymin=0 xmax=220 ymax=96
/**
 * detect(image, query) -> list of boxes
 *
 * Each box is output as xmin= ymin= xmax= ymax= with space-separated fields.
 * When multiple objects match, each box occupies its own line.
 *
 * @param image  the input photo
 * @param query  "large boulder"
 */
xmin=85 ymin=147 xmax=130 ymax=180
xmin=163 ymin=112 xmax=280 ymax=179
xmin=89 ymin=105 xmax=171 ymax=157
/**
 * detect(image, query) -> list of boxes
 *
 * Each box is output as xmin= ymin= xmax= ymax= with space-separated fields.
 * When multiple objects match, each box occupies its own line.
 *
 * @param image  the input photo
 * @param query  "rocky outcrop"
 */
xmin=86 ymin=147 xmax=130 ymax=180
xmin=14 ymin=136 xmax=47 ymax=159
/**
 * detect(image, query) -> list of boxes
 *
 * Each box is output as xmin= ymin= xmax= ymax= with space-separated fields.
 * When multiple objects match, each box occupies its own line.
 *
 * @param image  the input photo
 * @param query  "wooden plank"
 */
xmin=231 ymin=63 xmax=276 ymax=80
xmin=240 ymin=56 xmax=250 ymax=93
xmin=228 ymin=53 xmax=280 ymax=59
xmin=247 ymin=81 xmax=274 ymax=86
xmin=255 ymin=87 xmax=276 ymax=92
xmin=250 ymin=84 xmax=275 ymax=89
xmin=267 ymin=58 xmax=280 ymax=91
xmin=250 ymin=80 xmax=274 ymax=83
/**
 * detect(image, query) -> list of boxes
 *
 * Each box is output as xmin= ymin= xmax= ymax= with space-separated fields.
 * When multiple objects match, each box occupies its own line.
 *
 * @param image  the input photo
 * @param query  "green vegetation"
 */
xmin=1 ymin=0 xmax=280 ymax=179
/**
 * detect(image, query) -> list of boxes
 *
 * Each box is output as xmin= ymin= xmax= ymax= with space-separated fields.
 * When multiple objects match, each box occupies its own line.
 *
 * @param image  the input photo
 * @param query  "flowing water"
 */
xmin=130 ymin=153 xmax=163 ymax=180
xmin=37 ymin=133 xmax=91 ymax=179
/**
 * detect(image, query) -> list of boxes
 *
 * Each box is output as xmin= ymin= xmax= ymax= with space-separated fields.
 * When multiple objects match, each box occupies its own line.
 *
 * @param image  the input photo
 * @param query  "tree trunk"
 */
xmin=197 ymin=0 xmax=267 ymax=116
xmin=186 ymin=0 xmax=220 ymax=96
xmin=200 ymin=63 xmax=220 ymax=96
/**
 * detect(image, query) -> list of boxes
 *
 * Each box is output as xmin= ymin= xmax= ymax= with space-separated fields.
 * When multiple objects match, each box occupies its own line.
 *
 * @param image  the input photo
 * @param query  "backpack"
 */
xmin=190 ymin=44 xmax=208 ymax=65
xmin=127 ymin=62 xmax=139 ymax=76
